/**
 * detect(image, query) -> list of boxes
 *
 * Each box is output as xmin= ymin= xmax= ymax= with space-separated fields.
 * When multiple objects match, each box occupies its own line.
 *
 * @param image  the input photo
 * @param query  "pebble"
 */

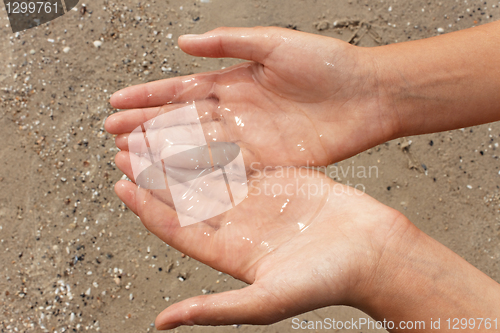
xmin=93 ymin=40 xmax=103 ymax=48
xmin=29 ymin=49 xmax=36 ymax=55
xmin=63 ymin=46 xmax=71 ymax=53
xmin=437 ymin=27 xmax=445 ymax=33
xmin=314 ymin=20 xmax=330 ymax=31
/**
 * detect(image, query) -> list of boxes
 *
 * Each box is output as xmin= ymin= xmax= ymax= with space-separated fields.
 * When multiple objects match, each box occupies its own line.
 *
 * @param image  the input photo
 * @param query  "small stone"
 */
xmin=437 ymin=27 xmax=445 ymax=33
xmin=93 ymin=40 xmax=102 ymax=48
xmin=85 ymin=288 xmax=91 ymax=296
xmin=29 ymin=49 xmax=36 ymax=55
xmin=114 ymin=277 xmax=121 ymax=285
xmin=314 ymin=20 xmax=330 ymax=31
xmin=129 ymin=293 xmax=134 ymax=301
xmin=400 ymin=138 xmax=412 ymax=150
xmin=63 ymin=46 xmax=71 ymax=53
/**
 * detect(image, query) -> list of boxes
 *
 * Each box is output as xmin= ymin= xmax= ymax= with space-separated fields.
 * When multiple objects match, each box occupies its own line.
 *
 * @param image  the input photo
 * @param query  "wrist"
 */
xmin=364 ymin=22 xmax=500 ymax=140
xmin=354 ymin=215 xmax=500 ymax=332
xmin=356 ymin=46 xmax=406 ymax=142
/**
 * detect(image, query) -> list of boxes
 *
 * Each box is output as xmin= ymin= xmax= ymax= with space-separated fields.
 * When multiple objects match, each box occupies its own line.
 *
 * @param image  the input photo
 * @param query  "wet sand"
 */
xmin=0 ymin=0 xmax=499 ymax=332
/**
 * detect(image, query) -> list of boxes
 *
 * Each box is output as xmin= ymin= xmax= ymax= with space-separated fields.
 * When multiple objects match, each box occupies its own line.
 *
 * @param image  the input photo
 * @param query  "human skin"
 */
xmin=106 ymin=22 xmax=500 ymax=331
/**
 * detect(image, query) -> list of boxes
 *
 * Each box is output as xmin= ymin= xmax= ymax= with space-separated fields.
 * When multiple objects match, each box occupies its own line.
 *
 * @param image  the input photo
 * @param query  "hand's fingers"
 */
xmin=114 ymin=177 xmax=220 ymax=254
xmin=115 ymin=150 xmax=154 ymax=183
xmin=178 ymin=26 xmax=288 ymax=64
xmin=114 ymin=180 xmax=141 ymax=216
xmin=155 ymin=284 xmax=283 ymax=330
xmin=107 ymin=103 xmax=202 ymax=135
xmin=109 ymin=72 xmax=219 ymax=109
xmin=106 ymin=98 xmax=223 ymax=135
xmin=105 ymin=106 xmax=163 ymax=134
xmin=114 ymin=121 xmax=229 ymax=153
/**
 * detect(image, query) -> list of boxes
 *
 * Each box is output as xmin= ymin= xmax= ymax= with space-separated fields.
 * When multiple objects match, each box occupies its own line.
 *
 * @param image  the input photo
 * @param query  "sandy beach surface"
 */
xmin=1 ymin=0 xmax=499 ymax=332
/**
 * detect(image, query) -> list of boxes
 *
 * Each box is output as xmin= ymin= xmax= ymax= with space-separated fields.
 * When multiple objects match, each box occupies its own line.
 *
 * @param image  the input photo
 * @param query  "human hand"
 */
xmin=110 ymin=157 xmax=409 ymax=329
xmin=107 ymin=27 xmax=400 ymax=168
xmin=110 ymin=153 xmax=500 ymax=331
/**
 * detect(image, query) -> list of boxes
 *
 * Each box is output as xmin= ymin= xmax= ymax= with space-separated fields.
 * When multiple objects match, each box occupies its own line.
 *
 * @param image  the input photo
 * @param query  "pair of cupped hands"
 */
xmin=105 ymin=27 xmax=415 ymax=330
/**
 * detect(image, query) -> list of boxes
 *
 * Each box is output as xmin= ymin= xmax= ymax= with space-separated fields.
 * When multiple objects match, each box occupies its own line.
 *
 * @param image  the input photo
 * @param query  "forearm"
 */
xmin=370 ymin=20 xmax=500 ymax=137
xmin=358 ymin=219 xmax=500 ymax=332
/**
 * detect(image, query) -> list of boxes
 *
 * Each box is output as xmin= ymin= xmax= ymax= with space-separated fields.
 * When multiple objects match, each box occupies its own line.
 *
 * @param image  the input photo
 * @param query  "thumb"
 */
xmin=177 ymin=26 xmax=287 ymax=64
xmin=155 ymin=284 xmax=284 ymax=330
